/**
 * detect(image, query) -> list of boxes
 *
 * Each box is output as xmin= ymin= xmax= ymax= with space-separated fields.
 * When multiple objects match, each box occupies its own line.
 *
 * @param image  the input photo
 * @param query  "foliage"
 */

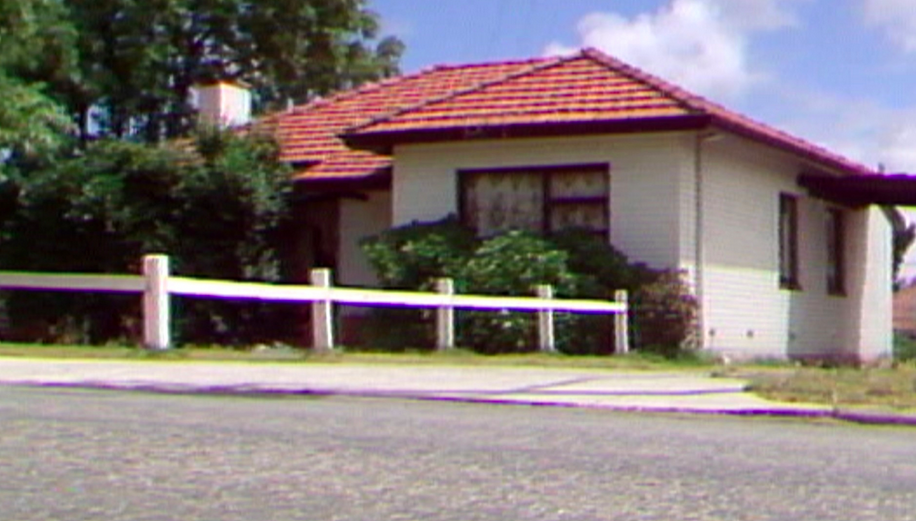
xmin=359 ymin=216 xmax=476 ymax=350
xmin=455 ymin=231 xmax=579 ymax=354
xmin=886 ymin=207 xmax=916 ymax=291
xmin=0 ymin=0 xmax=76 ymax=155
xmin=631 ymin=270 xmax=698 ymax=357
xmin=547 ymin=227 xmax=653 ymax=295
xmin=361 ymin=221 xmax=699 ymax=356
xmin=360 ymin=216 xmax=476 ymax=290
xmin=0 ymin=73 xmax=73 ymax=156
xmin=17 ymin=0 xmax=403 ymax=141
xmin=0 ymin=129 xmax=294 ymax=345
xmin=893 ymin=333 xmax=916 ymax=362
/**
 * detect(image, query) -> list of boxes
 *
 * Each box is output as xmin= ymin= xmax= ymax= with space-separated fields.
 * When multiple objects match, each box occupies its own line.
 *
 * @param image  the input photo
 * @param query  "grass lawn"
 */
xmin=725 ymin=365 xmax=916 ymax=411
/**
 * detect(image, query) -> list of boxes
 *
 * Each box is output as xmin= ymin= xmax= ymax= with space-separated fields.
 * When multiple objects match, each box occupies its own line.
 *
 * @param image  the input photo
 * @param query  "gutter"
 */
xmin=694 ymin=130 xmax=723 ymax=350
xmin=694 ymin=132 xmax=706 ymax=350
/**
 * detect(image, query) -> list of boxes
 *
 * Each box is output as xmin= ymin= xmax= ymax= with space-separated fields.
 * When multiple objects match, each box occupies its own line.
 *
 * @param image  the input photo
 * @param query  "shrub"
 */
xmin=360 ymin=215 xmax=477 ymax=290
xmin=455 ymin=230 xmax=580 ymax=354
xmin=632 ymin=270 xmax=698 ymax=357
xmin=893 ymin=333 xmax=916 ymax=362
xmin=360 ymin=221 xmax=700 ymax=357
xmin=360 ymin=216 xmax=477 ymax=349
xmin=548 ymin=227 xmax=653 ymax=295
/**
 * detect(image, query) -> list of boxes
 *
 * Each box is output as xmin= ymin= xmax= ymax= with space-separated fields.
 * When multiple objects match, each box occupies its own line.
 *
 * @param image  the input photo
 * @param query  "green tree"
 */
xmin=882 ymin=206 xmax=916 ymax=290
xmin=0 ymin=129 xmax=294 ymax=344
xmin=0 ymin=0 xmax=76 ymax=154
xmin=62 ymin=0 xmax=404 ymax=141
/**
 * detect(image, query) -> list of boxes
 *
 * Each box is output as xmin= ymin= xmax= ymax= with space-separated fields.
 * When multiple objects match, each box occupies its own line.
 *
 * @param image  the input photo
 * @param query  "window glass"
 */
xmin=779 ymin=194 xmax=800 ymax=289
xmin=461 ymin=165 xmax=609 ymax=236
xmin=826 ymin=208 xmax=845 ymax=295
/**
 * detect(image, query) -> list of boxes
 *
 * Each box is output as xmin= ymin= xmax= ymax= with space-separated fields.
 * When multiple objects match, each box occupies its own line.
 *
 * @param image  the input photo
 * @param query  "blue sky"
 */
xmin=371 ymin=0 xmax=916 ymax=275
xmin=371 ymin=0 xmax=916 ymax=173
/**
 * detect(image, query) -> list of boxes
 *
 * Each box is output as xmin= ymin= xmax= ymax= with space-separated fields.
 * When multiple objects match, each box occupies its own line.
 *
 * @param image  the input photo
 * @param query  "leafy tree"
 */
xmin=61 ymin=0 xmax=404 ymax=141
xmin=0 ymin=74 xmax=72 ymax=155
xmin=0 ymin=0 xmax=76 ymax=154
xmin=882 ymin=206 xmax=916 ymax=291
xmin=0 ymin=129 xmax=295 ymax=344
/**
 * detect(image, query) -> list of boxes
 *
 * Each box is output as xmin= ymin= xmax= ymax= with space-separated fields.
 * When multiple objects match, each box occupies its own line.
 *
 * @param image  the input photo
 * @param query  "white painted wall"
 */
xmin=337 ymin=190 xmax=392 ymax=287
xmin=381 ymin=131 xmax=892 ymax=361
xmin=694 ymin=134 xmax=892 ymax=361
xmin=393 ymin=133 xmax=693 ymax=270
xmin=845 ymin=207 xmax=893 ymax=360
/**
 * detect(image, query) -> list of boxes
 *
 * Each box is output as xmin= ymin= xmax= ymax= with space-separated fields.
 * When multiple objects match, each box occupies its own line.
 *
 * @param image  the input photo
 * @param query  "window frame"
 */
xmin=457 ymin=163 xmax=610 ymax=237
xmin=779 ymin=193 xmax=801 ymax=290
xmin=825 ymin=207 xmax=846 ymax=296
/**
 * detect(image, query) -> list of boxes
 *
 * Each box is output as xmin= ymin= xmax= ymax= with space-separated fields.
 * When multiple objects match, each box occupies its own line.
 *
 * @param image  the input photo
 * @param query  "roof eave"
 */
xmin=293 ymin=167 xmax=392 ymax=191
xmin=341 ymin=114 xmax=713 ymax=153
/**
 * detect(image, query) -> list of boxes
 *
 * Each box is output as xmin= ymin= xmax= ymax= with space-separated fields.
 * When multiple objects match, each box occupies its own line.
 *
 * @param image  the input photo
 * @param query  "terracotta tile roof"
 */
xmin=344 ymin=48 xmax=873 ymax=176
xmin=350 ymin=52 xmax=694 ymax=133
xmin=264 ymin=47 xmax=873 ymax=182
xmin=253 ymin=56 xmax=558 ymax=181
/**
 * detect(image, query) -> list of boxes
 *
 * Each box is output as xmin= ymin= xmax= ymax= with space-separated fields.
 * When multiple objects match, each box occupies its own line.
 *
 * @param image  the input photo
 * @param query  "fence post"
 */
xmin=310 ymin=268 xmax=335 ymax=351
xmin=436 ymin=278 xmax=455 ymax=351
xmin=143 ymin=254 xmax=170 ymax=350
xmin=614 ymin=289 xmax=630 ymax=354
xmin=537 ymin=285 xmax=555 ymax=353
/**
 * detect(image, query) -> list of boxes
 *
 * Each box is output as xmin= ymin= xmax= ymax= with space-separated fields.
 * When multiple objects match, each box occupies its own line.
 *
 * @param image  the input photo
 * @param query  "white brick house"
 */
xmin=267 ymin=48 xmax=894 ymax=362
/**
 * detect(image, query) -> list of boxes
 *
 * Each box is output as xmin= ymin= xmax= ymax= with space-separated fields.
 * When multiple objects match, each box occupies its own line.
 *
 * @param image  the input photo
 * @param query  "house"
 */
xmin=254 ymin=48 xmax=901 ymax=362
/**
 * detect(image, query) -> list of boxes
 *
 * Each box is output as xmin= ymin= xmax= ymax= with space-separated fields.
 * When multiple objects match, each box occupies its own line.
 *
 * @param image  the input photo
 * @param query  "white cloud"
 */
xmin=863 ymin=0 xmax=916 ymax=52
xmin=765 ymin=81 xmax=916 ymax=175
xmin=874 ymin=121 xmax=916 ymax=172
xmin=544 ymin=0 xmax=805 ymax=100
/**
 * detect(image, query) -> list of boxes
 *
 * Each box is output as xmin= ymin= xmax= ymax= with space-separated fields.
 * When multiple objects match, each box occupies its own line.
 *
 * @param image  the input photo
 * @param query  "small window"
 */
xmin=779 ymin=194 xmax=800 ymax=289
xmin=826 ymin=208 xmax=845 ymax=295
xmin=459 ymin=164 xmax=609 ymax=237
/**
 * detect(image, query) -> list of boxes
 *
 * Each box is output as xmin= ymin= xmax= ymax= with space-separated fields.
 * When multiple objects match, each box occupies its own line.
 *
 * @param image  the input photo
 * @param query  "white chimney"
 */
xmin=191 ymin=81 xmax=252 ymax=128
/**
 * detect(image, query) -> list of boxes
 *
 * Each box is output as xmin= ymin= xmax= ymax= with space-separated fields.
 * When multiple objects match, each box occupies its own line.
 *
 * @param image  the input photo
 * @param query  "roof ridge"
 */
xmin=581 ymin=47 xmax=706 ymax=114
xmin=427 ymin=54 xmax=559 ymax=71
xmin=301 ymin=73 xmax=416 ymax=112
xmin=274 ymin=56 xmax=556 ymax=117
xmin=344 ymin=52 xmax=578 ymax=135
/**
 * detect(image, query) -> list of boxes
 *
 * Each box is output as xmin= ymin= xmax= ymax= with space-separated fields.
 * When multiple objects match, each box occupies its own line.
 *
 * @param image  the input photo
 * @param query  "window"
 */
xmin=826 ymin=208 xmax=845 ymax=295
xmin=779 ymin=193 xmax=800 ymax=289
xmin=459 ymin=164 xmax=609 ymax=237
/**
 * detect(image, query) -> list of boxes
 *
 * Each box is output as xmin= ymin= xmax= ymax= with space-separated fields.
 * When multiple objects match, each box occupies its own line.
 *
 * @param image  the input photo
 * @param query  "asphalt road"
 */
xmin=2 ymin=387 xmax=916 ymax=521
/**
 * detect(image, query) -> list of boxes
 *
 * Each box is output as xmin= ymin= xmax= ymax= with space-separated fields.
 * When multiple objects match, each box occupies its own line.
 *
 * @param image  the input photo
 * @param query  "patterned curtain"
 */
xmin=464 ymin=172 xmax=543 ymax=236
xmin=463 ymin=167 xmax=608 ymax=236
xmin=548 ymin=170 xmax=608 ymax=232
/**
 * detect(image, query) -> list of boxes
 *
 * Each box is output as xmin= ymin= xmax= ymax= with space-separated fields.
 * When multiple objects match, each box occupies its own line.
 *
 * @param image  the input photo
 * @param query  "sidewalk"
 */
xmin=0 ymin=357 xmax=835 ymax=416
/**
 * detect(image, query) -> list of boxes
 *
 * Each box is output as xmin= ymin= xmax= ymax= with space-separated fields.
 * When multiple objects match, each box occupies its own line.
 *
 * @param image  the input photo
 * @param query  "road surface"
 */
xmin=2 ymin=386 xmax=915 ymax=520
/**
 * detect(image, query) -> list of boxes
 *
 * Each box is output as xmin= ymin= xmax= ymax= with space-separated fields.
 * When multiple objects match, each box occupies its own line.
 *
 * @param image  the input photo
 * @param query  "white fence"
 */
xmin=0 ymin=254 xmax=630 ymax=353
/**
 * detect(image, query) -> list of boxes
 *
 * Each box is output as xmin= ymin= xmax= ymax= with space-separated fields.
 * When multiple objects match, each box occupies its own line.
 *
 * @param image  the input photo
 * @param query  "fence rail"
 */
xmin=0 ymin=254 xmax=629 ymax=354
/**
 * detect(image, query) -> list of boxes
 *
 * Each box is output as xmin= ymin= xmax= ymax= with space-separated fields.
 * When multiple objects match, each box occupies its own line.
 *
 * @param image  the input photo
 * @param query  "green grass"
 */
xmin=725 ymin=364 xmax=916 ymax=410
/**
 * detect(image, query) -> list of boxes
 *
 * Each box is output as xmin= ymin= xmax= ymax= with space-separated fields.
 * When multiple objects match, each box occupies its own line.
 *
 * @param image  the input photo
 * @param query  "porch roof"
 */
xmin=797 ymin=173 xmax=916 ymax=207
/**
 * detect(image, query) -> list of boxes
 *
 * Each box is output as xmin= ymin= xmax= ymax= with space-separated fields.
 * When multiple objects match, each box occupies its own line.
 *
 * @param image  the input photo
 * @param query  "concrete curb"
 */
xmin=4 ymin=380 xmax=891 ymax=424
xmin=832 ymin=408 xmax=916 ymax=426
